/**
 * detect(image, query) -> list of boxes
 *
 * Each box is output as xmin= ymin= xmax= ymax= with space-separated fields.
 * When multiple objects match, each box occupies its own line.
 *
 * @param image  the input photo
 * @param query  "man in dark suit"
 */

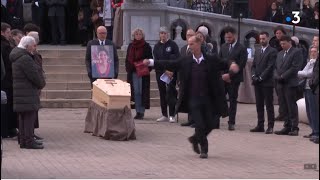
xmin=180 ymin=28 xmax=195 ymax=127
xmin=274 ymin=35 xmax=304 ymax=136
xmin=85 ymin=26 xmax=119 ymax=86
xmin=219 ymin=26 xmax=248 ymax=131
xmin=46 ymin=0 xmax=67 ymax=45
xmin=180 ymin=29 xmax=195 ymax=57
xmin=143 ymin=35 xmax=239 ymax=158
xmin=250 ymin=32 xmax=277 ymax=134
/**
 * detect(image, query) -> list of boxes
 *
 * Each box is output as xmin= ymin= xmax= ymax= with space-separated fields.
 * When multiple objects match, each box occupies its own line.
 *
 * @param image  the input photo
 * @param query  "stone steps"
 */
xmin=43 ymin=81 xmax=158 ymax=90
xmin=40 ymin=88 xmax=160 ymax=99
xmin=39 ymin=47 xmax=161 ymax=108
xmin=40 ymin=98 xmax=160 ymax=108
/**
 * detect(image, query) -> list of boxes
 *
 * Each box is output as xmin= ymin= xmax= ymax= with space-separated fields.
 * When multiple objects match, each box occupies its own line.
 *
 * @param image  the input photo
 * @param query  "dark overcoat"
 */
xmin=154 ymin=54 xmax=229 ymax=129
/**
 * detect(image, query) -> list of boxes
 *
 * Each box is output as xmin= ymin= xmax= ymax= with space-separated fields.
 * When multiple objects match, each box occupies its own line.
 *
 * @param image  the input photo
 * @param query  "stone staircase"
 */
xmin=39 ymin=45 xmax=160 ymax=108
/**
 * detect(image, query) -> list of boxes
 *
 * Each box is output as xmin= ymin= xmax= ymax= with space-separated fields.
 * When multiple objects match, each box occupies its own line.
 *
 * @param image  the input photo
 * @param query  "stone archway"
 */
xmin=244 ymin=30 xmax=260 ymax=47
xmin=170 ymin=19 xmax=188 ymax=40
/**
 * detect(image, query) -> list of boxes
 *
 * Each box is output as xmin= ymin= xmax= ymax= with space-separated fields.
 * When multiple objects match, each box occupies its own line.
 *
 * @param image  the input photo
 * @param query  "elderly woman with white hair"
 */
xmin=125 ymin=28 xmax=153 ymax=120
xmin=9 ymin=36 xmax=46 ymax=149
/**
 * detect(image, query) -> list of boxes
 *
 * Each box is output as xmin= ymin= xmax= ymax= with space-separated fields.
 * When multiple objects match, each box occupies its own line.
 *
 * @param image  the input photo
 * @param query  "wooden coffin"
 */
xmin=92 ymin=79 xmax=131 ymax=109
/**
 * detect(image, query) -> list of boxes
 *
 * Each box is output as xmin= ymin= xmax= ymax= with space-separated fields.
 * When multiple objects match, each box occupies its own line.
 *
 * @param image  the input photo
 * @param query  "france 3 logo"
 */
xmin=285 ymin=11 xmax=301 ymax=24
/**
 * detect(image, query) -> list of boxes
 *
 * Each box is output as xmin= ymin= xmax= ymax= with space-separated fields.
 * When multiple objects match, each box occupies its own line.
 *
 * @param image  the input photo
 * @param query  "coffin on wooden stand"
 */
xmin=84 ymin=79 xmax=136 ymax=141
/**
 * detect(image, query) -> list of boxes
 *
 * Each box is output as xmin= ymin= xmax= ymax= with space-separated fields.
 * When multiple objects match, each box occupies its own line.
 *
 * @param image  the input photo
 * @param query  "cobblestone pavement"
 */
xmin=1 ymin=104 xmax=319 ymax=179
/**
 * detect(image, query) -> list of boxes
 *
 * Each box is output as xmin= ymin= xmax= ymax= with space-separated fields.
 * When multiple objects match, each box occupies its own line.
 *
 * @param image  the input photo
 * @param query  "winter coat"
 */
xmin=9 ymin=47 xmax=46 ymax=112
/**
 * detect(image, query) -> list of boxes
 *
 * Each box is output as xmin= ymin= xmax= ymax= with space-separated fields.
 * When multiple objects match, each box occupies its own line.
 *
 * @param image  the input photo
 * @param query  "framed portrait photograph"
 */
xmin=91 ymin=45 xmax=115 ymax=78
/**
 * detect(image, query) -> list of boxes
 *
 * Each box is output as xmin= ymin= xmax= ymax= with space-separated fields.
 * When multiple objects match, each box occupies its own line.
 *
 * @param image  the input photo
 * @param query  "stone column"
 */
xmin=121 ymin=0 xmax=167 ymax=50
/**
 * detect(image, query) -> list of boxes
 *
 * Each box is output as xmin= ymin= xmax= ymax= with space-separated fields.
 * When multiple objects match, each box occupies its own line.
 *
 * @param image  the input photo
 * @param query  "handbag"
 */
xmin=134 ymin=61 xmax=150 ymax=77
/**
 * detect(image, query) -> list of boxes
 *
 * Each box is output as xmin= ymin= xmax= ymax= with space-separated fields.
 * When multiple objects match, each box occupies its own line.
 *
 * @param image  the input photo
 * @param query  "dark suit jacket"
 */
xmin=212 ymin=3 xmax=232 ymax=15
xmin=154 ymin=54 xmax=229 ymax=119
xmin=46 ymin=0 xmax=67 ymax=16
xmin=264 ymin=9 xmax=283 ymax=23
xmin=180 ymin=45 xmax=189 ymax=57
xmin=251 ymin=46 xmax=277 ymax=87
xmin=85 ymin=39 xmax=119 ymax=79
xmin=274 ymin=47 xmax=304 ymax=87
xmin=219 ymin=42 xmax=248 ymax=82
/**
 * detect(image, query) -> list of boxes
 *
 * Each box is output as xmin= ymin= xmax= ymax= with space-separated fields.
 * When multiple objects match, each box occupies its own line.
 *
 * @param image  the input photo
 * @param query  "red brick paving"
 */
xmin=1 ymin=104 xmax=319 ymax=178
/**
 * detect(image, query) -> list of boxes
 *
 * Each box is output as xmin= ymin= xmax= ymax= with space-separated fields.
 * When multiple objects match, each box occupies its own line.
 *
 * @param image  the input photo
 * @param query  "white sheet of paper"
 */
xmin=160 ymin=73 xmax=172 ymax=84
xmin=247 ymin=48 xmax=252 ymax=59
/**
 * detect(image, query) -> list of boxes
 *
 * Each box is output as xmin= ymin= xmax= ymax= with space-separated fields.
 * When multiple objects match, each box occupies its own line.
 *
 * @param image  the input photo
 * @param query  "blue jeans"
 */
xmin=132 ymin=73 xmax=145 ymax=114
xmin=305 ymin=89 xmax=319 ymax=137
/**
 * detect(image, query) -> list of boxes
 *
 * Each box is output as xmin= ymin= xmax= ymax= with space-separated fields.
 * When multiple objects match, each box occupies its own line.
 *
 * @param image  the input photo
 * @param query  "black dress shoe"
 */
xmin=181 ymin=122 xmax=193 ymax=126
xmin=275 ymin=128 xmax=291 ymax=135
xmin=265 ymin=128 xmax=273 ymax=134
xmin=34 ymin=134 xmax=43 ymax=140
xmin=200 ymin=153 xmax=208 ymax=159
xmin=188 ymin=136 xmax=200 ymax=154
xmin=250 ymin=126 xmax=265 ymax=132
xmin=134 ymin=113 xmax=144 ymax=120
xmin=228 ymin=124 xmax=235 ymax=131
xmin=25 ymin=142 xmax=44 ymax=149
xmin=288 ymin=129 xmax=299 ymax=136
xmin=303 ymin=134 xmax=313 ymax=138
xmin=312 ymin=137 xmax=319 ymax=144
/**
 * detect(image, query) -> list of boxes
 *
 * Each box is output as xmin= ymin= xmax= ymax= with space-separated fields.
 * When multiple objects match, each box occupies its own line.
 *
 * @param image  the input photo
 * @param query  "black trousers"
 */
xmin=49 ymin=16 xmax=66 ymax=44
xmin=1 ymin=88 xmax=18 ymax=137
xmin=156 ymin=73 xmax=175 ymax=117
xmin=254 ymin=85 xmax=275 ymax=128
xmin=79 ymin=6 xmax=93 ymax=44
xmin=276 ymin=84 xmax=299 ymax=130
xmin=189 ymin=96 xmax=215 ymax=154
xmin=225 ymin=81 xmax=240 ymax=125
xmin=275 ymin=83 xmax=286 ymax=119
xmin=18 ymin=111 xmax=37 ymax=146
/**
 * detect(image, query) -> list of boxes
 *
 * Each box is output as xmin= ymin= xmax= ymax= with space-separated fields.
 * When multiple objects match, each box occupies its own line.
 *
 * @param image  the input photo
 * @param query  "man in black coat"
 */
xmin=85 ymin=26 xmax=119 ymax=85
xmin=212 ymin=0 xmax=232 ymax=15
xmin=144 ymin=35 xmax=239 ymax=158
xmin=274 ymin=35 xmax=303 ymax=136
xmin=180 ymin=28 xmax=195 ymax=127
xmin=219 ymin=26 xmax=247 ymax=131
xmin=250 ymin=32 xmax=277 ymax=134
xmin=1 ymin=23 xmax=18 ymax=138
xmin=78 ymin=0 xmax=93 ymax=46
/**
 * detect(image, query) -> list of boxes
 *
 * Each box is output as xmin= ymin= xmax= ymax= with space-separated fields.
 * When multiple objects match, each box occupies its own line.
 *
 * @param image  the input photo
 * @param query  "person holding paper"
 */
xmin=143 ymin=35 xmax=239 ymax=159
xmin=153 ymin=26 xmax=180 ymax=123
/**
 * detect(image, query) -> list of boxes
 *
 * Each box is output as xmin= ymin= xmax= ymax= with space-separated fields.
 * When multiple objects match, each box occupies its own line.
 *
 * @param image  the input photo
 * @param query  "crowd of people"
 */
xmin=1 ymin=0 xmax=124 ymax=47
xmin=1 ymin=0 xmax=319 ymax=159
xmin=168 ymin=0 xmax=319 ymax=29
xmin=1 ymin=22 xmax=45 ymax=149
xmin=83 ymin=23 xmax=319 ymax=158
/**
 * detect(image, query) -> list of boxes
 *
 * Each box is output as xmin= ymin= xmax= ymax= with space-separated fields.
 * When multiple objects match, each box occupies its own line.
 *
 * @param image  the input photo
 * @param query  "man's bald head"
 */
xmin=188 ymin=35 xmax=202 ymax=55
xmin=97 ymin=26 xmax=107 ymax=41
